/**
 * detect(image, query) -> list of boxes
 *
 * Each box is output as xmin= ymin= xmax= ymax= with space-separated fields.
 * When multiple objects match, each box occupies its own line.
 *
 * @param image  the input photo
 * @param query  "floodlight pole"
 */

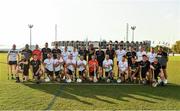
xmin=131 ymin=26 xmax=136 ymax=42
xmin=28 ymin=24 xmax=33 ymax=49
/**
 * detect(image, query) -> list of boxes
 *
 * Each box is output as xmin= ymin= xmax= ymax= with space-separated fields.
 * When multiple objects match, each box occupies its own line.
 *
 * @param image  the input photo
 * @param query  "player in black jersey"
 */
xmin=52 ymin=43 xmax=61 ymax=59
xmin=30 ymin=54 xmax=42 ymax=84
xmin=129 ymin=57 xmax=139 ymax=82
xmin=41 ymin=42 xmax=52 ymax=62
xmin=139 ymin=55 xmax=150 ymax=84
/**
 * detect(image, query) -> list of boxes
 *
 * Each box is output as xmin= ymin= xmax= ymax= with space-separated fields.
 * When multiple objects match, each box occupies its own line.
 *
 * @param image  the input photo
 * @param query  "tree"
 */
xmin=172 ymin=40 xmax=180 ymax=54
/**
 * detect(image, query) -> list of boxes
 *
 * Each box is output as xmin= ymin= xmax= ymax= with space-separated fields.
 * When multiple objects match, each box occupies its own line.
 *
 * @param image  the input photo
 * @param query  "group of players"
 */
xmin=7 ymin=42 xmax=168 ymax=87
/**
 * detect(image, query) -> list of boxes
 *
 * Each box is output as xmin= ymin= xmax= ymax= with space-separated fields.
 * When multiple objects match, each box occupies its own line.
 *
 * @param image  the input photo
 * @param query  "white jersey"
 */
xmin=44 ymin=58 xmax=54 ymax=71
xmin=8 ymin=49 xmax=19 ymax=61
xmin=103 ymin=59 xmax=113 ymax=72
xmin=77 ymin=60 xmax=87 ymax=71
xmin=66 ymin=59 xmax=76 ymax=71
xmin=53 ymin=58 xmax=64 ymax=71
xmin=71 ymin=51 xmax=79 ymax=61
xmin=137 ymin=51 xmax=146 ymax=62
xmin=118 ymin=61 xmax=128 ymax=72
xmin=62 ymin=51 xmax=70 ymax=62
xmin=116 ymin=49 xmax=126 ymax=62
xmin=148 ymin=52 xmax=157 ymax=63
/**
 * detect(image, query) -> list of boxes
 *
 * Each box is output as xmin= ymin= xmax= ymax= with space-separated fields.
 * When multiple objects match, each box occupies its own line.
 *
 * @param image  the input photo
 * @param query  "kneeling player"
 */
xmin=77 ymin=56 xmax=87 ymax=82
xmin=65 ymin=54 xmax=76 ymax=82
xmin=53 ymin=54 xmax=64 ymax=82
xmin=139 ymin=55 xmax=150 ymax=84
xmin=150 ymin=57 xmax=166 ymax=87
xmin=15 ymin=55 xmax=29 ymax=82
xmin=129 ymin=57 xmax=139 ymax=82
xmin=103 ymin=55 xmax=113 ymax=82
xmin=118 ymin=55 xmax=128 ymax=82
xmin=30 ymin=54 xmax=42 ymax=84
xmin=44 ymin=53 xmax=54 ymax=81
xmin=88 ymin=55 xmax=99 ymax=82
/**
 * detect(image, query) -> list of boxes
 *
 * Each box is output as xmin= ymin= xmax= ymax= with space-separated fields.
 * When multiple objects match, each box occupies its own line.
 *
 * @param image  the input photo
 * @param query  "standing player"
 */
xmin=87 ymin=44 xmax=95 ymax=62
xmin=71 ymin=47 xmax=79 ymax=61
xmin=139 ymin=55 xmax=150 ymax=84
xmin=147 ymin=47 xmax=157 ymax=63
xmin=30 ymin=54 xmax=42 ymax=84
xmin=103 ymin=55 xmax=113 ymax=82
xmin=62 ymin=46 xmax=70 ymax=62
xmin=88 ymin=55 xmax=99 ymax=82
xmin=118 ymin=55 xmax=128 ymax=82
xmin=65 ymin=54 xmax=76 ymax=82
xmin=53 ymin=54 xmax=64 ymax=81
xmin=156 ymin=47 xmax=168 ymax=84
xmin=106 ymin=44 xmax=115 ymax=63
xmin=7 ymin=44 xmax=20 ymax=79
xmin=126 ymin=47 xmax=137 ymax=66
xmin=77 ymin=56 xmax=87 ymax=81
xmin=96 ymin=47 xmax=105 ymax=78
xmin=136 ymin=46 xmax=146 ymax=62
xmin=78 ymin=46 xmax=88 ymax=61
xmin=41 ymin=42 xmax=51 ymax=62
xmin=32 ymin=44 xmax=42 ymax=61
xmin=21 ymin=44 xmax=32 ymax=81
xmin=43 ymin=53 xmax=54 ymax=81
xmin=52 ymin=43 xmax=61 ymax=59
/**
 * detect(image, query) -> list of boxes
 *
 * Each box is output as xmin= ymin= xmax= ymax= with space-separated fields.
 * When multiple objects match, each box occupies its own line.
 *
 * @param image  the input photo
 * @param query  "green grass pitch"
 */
xmin=0 ymin=53 xmax=180 ymax=110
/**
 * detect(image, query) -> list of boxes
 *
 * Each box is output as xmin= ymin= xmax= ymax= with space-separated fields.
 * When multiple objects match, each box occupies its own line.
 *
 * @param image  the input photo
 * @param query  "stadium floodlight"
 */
xmin=131 ymin=26 xmax=136 ymax=42
xmin=28 ymin=24 xmax=33 ymax=49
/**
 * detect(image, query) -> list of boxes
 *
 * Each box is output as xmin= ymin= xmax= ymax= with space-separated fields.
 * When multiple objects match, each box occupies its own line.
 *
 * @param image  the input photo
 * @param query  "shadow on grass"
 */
xmin=23 ymin=83 xmax=180 ymax=109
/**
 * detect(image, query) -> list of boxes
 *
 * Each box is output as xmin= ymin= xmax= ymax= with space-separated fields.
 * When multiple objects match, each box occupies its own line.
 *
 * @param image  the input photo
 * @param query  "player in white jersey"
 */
xmin=136 ymin=46 xmax=147 ymax=62
xmin=116 ymin=45 xmax=126 ymax=65
xmin=7 ymin=44 xmax=20 ymax=79
xmin=62 ymin=46 xmax=70 ymax=62
xmin=103 ymin=55 xmax=113 ymax=82
xmin=71 ymin=47 xmax=79 ymax=61
xmin=77 ymin=56 xmax=87 ymax=81
xmin=44 ymin=53 xmax=54 ymax=81
xmin=118 ymin=55 xmax=128 ymax=82
xmin=53 ymin=54 xmax=64 ymax=81
xmin=65 ymin=54 xmax=76 ymax=82
xmin=147 ymin=47 xmax=157 ymax=63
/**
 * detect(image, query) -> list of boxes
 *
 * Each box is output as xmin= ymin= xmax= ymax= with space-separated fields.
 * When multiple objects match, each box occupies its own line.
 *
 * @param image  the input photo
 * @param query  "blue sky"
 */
xmin=0 ymin=0 xmax=179 ymax=49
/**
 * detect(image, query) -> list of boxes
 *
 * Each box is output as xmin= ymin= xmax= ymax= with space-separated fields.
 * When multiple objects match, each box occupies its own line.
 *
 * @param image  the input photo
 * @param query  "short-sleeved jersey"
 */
xmin=139 ymin=60 xmax=150 ymax=72
xmin=103 ymin=59 xmax=113 ymax=72
xmin=77 ymin=60 xmax=87 ymax=71
xmin=44 ymin=58 xmax=54 ymax=71
xmin=53 ymin=58 xmax=64 ymax=71
xmin=41 ymin=48 xmax=51 ymax=61
xmin=71 ymin=51 xmax=79 ymax=61
xmin=118 ymin=61 xmax=128 ymax=71
xmin=96 ymin=50 xmax=105 ymax=62
xmin=106 ymin=48 xmax=115 ymax=60
xmin=62 ymin=51 xmax=70 ymax=62
xmin=147 ymin=52 xmax=157 ymax=63
xmin=32 ymin=49 xmax=42 ymax=60
xmin=21 ymin=49 xmax=32 ymax=60
xmin=52 ymin=48 xmax=61 ymax=59
xmin=157 ymin=51 xmax=168 ymax=66
xmin=88 ymin=60 xmax=98 ymax=73
xmin=130 ymin=62 xmax=139 ymax=71
xmin=30 ymin=59 xmax=41 ymax=73
xmin=66 ymin=59 xmax=76 ymax=71
xmin=151 ymin=62 xmax=162 ymax=74
xmin=116 ymin=49 xmax=126 ymax=62
xmin=8 ymin=49 xmax=19 ymax=61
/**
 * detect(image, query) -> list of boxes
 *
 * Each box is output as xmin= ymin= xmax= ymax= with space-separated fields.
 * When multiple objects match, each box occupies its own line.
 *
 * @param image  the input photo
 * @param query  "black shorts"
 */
xmin=8 ymin=61 xmax=17 ymax=65
xmin=117 ymin=61 xmax=119 ymax=66
xmin=23 ymin=69 xmax=29 ymax=76
xmin=98 ymin=61 xmax=103 ymax=67
xmin=55 ymin=71 xmax=60 ymax=76
xmin=67 ymin=69 xmax=73 ymax=75
xmin=162 ymin=65 xmax=167 ymax=69
xmin=141 ymin=70 xmax=148 ymax=78
xmin=79 ymin=70 xmax=85 ymax=76
xmin=105 ymin=70 xmax=112 ymax=77
xmin=45 ymin=69 xmax=54 ymax=76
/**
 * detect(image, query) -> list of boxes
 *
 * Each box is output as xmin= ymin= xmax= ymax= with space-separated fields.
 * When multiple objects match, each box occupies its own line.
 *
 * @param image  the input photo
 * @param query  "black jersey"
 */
xmin=52 ymin=48 xmax=61 ymax=59
xmin=41 ymin=48 xmax=51 ymax=61
xmin=130 ymin=62 xmax=139 ymax=71
xmin=79 ymin=49 xmax=88 ymax=60
xmin=96 ymin=50 xmax=105 ymax=62
xmin=30 ymin=59 xmax=41 ymax=73
xmin=19 ymin=59 xmax=29 ymax=70
xmin=126 ymin=51 xmax=136 ymax=65
xmin=151 ymin=62 xmax=162 ymax=74
xmin=157 ymin=51 xmax=168 ymax=66
xmin=140 ymin=60 xmax=150 ymax=73
xmin=106 ymin=49 xmax=115 ymax=60
xmin=88 ymin=49 xmax=95 ymax=61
